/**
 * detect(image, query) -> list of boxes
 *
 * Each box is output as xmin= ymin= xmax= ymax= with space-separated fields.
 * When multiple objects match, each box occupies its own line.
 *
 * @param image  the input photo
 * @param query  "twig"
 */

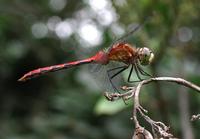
xmin=142 ymin=77 xmax=200 ymax=92
xmin=104 ymin=76 xmax=200 ymax=138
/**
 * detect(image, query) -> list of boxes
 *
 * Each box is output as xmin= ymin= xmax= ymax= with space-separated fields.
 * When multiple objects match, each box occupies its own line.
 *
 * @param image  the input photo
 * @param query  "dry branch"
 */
xmin=104 ymin=77 xmax=200 ymax=138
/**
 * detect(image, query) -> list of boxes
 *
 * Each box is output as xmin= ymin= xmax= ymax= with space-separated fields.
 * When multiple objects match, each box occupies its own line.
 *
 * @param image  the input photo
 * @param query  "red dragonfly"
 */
xmin=18 ymin=20 xmax=154 ymax=91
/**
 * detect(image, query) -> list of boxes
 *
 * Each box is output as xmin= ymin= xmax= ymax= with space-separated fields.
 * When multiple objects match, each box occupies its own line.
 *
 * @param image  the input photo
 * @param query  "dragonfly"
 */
xmin=18 ymin=19 xmax=154 ymax=92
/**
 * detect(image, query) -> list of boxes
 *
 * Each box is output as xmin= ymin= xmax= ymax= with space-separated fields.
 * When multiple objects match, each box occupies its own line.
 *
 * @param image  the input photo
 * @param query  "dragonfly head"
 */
xmin=137 ymin=47 xmax=154 ymax=66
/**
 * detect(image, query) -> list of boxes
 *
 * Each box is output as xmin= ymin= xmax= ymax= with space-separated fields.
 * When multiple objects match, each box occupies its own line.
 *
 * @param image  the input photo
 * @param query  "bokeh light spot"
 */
xmin=49 ymin=0 xmax=67 ymax=11
xmin=55 ymin=21 xmax=73 ymax=39
xmin=178 ymin=27 xmax=193 ymax=42
xmin=31 ymin=22 xmax=48 ymax=39
xmin=78 ymin=22 xmax=102 ymax=46
xmin=47 ymin=16 xmax=62 ymax=31
xmin=88 ymin=0 xmax=108 ymax=11
xmin=97 ymin=9 xmax=116 ymax=26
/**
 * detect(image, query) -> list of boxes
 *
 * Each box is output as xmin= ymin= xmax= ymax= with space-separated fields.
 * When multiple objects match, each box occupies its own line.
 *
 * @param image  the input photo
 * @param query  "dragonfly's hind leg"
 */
xmin=107 ymin=65 xmax=129 ymax=93
xmin=107 ymin=65 xmax=130 ymax=104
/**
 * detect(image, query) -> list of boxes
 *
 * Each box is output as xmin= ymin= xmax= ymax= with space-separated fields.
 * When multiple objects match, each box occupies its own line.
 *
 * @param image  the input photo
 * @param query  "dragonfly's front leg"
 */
xmin=137 ymin=64 xmax=153 ymax=77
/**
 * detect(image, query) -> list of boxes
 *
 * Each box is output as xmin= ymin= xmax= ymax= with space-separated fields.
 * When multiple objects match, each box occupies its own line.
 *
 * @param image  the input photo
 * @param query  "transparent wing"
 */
xmin=87 ymin=62 xmax=128 ymax=94
xmin=129 ymin=29 xmax=150 ymax=48
xmin=108 ymin=16 xmax=151 ymax=52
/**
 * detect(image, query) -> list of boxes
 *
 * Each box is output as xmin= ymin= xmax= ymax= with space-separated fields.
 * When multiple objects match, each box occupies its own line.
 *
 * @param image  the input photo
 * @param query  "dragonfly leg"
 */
xmin=127 ymin=64 xmax=144 ymax=83
xmin=127 ymin=65 xmax=140 ymax=83
xmin=107 ymin=65 xmax=129 ymax=93
xmin=134 ymin=64 xmax=144 ymax=81
xmin=107 ymin=65 xmax=129 ymax=104
xmin=137 ymin=64 xmax=153 ymax=77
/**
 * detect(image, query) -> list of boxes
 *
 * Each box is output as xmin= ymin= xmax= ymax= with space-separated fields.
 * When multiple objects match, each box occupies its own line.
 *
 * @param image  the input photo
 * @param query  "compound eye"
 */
xmin=140 ymin=47 xmax=153 ymax=66
xmin=143 ymin=48 xmax=151 ymax=57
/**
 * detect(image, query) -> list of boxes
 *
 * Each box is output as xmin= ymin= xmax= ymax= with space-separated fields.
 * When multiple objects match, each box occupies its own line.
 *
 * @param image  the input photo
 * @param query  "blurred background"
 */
xmin=0 ymin=0 xmax=200 ymax=138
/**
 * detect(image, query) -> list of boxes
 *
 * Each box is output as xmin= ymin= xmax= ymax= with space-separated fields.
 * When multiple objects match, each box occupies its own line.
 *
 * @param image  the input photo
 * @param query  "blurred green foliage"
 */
xmin=0 ymin=0 xmax=200 ymax=138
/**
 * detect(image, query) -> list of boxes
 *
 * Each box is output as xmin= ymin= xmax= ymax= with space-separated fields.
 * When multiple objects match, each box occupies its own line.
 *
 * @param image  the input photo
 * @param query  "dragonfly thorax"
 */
xmin=137 ymin=47 xmax=154 ymax=66
xmin=107 ymin=43 xmax=138 ymax=64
